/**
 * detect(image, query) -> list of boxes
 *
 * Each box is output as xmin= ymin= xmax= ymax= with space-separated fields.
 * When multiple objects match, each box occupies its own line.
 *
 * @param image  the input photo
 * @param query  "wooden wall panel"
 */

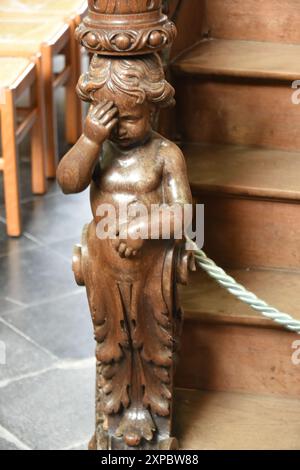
xmin=176 ymin=76 xmax=300 ymax=151
xmin=192 ymin=194 xmax=300 ymax=270
xmin=205 ymin=0 xmax=300 ymax=44
xmin=176 ymin=315 xmax=300 ymax=398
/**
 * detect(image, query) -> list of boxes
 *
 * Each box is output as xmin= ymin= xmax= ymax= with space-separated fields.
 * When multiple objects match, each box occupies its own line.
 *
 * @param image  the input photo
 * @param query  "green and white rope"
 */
xmin=188 ymin=239 xmax=300 ymax=334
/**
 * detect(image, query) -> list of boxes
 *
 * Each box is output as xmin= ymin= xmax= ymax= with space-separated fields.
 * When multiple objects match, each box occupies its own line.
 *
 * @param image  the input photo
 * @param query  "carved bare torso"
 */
xmin=91 ymin=133 xmax=165 ymax=220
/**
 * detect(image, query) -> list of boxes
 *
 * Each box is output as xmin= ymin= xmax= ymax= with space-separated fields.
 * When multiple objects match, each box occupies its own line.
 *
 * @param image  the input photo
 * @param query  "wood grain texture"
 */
xmin=175 ymin=76 xmax=300 ymax=150
xmin=57 ymin=47 xmax=193 ymax=449
xmin=175 ymin=389 xmax=300 ymax=450
xmin=173 ymin=38 xmax=300 ymax=81
xmin=193 ymin=194 xmax=300 ymax=270
xmin=177 ymin=320 xmax=300 ymax=398
xmin=29 ymin=63 xmax=47 ymax=196
xmin=169 ymin=0 xmax=206 ymax=60
xmin=184 ymin=143 xmax=300 ymax=201
xmin=182 ymin=144 xmax=300 ymax=270
xmin=176 ymin=269 xmax=300 ymax=397
xmin=1 ymin=89 xmax=21 ymax=237
xmin=181 ymin=268 xmax=300 ymax=324
xmin=92 ymin=0 xmax=161 ymax=14
xmin=205 ymin=0 xmax=300 ymax=44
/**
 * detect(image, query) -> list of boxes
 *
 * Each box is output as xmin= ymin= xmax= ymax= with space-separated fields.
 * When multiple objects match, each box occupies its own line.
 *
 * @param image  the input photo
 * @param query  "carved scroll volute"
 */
xmin=76 ymin=0 xmax=177 ymax=55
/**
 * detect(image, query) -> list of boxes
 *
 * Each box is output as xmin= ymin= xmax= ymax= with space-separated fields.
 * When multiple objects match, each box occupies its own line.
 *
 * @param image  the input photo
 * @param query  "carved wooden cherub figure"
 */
xmin=57 ymin=53 xmax=193 ymax=450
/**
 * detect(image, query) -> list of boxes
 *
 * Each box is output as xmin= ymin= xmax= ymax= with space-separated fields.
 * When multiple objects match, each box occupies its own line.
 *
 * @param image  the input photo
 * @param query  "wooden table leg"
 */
xmin=41 ymin=44 xmax=58 ymax=179
xmin=30 ymin=60 xmax=47 ymax=195
xmin=1 ymin=89 xmax=21 ymax=236
xmin=65 ymin=20 xmax=82 ymax=145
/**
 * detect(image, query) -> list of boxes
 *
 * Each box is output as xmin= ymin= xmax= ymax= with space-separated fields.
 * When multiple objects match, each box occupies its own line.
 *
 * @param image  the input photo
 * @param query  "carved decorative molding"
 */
xmin=75 ymin=0 xmax=176 ymax=55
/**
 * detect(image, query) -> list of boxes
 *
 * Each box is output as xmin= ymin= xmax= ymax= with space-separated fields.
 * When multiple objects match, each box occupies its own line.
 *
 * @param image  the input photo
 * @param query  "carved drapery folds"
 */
xmin=75 ymin=0 xmax=176 ymax=55
xmin=76 ymin=227 xmax=183 ymax=449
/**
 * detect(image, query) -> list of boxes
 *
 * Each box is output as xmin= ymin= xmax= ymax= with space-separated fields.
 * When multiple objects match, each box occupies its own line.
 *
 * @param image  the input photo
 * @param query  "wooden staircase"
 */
xmin=168 ymin=0 xmax=300 ymax=449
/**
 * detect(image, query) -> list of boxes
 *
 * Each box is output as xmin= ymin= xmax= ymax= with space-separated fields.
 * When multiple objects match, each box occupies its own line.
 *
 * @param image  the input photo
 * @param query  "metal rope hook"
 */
xmin=187 ymin=238 xmax=300 ymax=334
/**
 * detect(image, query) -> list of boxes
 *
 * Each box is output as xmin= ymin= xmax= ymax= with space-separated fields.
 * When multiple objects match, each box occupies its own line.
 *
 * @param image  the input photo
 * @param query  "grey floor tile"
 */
xmin=0 ymin=321 xmax=55 ymax=382
xmin=0 ymin=437 xmax=21 ymax=450
xmin=67 ymin=442 xmax=89 ymax=450
xmin=0 ymin=159 xmax=60 ymax=210
xmin=1 ymin=292 xmax=95 ymax=360
xmin=0 ymin=221 xmax=39 ymax=258
xmin=48 ymin=237 xmax=82 ymax=262
xmin=0 ymin=246 xmax=78 ymax=308
xmin=0 ymin=159 xmax=31 ymax=207
xmin=21 ymin=191 xmax=91 ymax=245
xmin=0 ymin=362 xmax=95 ymax=450
xmin=0 ymin=76 xmax=93 ymax=450
xmin=0 ymin=297 xmax=23 ymax=315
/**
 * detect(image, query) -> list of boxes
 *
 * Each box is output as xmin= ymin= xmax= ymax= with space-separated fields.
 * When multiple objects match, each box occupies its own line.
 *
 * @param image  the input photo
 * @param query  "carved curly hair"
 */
xmin=77 ymin=53 xmax=175 ymax=108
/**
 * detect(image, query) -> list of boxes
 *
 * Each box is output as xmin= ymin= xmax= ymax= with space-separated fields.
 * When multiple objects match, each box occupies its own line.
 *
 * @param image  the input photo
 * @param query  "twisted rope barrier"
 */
xmin=188 ymin=239 xmax=300 ymax=334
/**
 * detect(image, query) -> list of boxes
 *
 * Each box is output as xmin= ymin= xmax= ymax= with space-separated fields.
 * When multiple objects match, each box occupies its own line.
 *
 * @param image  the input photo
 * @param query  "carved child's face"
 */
xmin=94 ymin=88 xmax=154 ymax=148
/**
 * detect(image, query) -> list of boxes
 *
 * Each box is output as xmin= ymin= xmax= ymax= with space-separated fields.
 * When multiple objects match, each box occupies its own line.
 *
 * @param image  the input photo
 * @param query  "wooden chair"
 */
xmin=0 ymin=18 xmax=75 ymax=179
xmin=0 ymin=57 xmax=46 ymax=237
xmin=0 ymin=0 xmax=87 ymax=146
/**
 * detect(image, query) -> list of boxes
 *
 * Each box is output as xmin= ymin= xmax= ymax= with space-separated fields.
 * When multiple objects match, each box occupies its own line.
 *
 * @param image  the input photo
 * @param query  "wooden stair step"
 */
xmin=176 ymin=268 xmax=300 ymax=397
xmin=174 ymin=73 xmax=300 ymax=150
xmin=175 ymin=388 xmax=300 ymax=450
xmin=182 ymin=143 xmax=300 ymax=269
xmin=204 ymin=0 xmax=300 ymax=45
xmin=173 ymin=38 xmax=300 ymax=81
xmin=184 ymin=143 xmax=300 ymax=201
xmin=181 ymin=267 xmax=300 ymax=325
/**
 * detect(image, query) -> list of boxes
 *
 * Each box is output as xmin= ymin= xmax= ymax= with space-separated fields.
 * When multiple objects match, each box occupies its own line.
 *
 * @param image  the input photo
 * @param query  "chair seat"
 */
xmin=0 ymin=0 xmax=87 ymax=16
xmin=0 ymin=19 xmax=68 ymax=54
xmin=0 ymin=57 xmax=32 ymax=88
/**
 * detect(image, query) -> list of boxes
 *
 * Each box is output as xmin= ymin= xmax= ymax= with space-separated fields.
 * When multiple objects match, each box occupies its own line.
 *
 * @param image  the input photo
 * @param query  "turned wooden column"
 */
xmin=57 ymin=0 xmax=193 ymax=450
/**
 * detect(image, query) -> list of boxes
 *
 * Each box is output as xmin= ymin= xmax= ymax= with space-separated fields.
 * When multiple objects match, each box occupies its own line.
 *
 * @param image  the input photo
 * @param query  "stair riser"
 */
xmin=175 ymin=77 xmax=300 ymax=150
xmin=192 ymin=194 xmax=300 ymax=270
xmin=169 ymin=0 xmax=205 ymax=60
xmin=205 ymin=0 xmax=300 ymax=44
xmin=176 ymin=317 xmax=300 ymax=398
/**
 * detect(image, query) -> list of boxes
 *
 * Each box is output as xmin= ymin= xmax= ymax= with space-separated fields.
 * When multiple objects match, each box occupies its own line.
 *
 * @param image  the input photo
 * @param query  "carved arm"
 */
xmin=57 ymin=100 xmax=118 ymax=194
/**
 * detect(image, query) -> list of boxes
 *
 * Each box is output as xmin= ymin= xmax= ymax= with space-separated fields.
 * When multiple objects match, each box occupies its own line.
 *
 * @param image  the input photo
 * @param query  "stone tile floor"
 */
xmin=0 ymin=93 xmax=95 ymax=450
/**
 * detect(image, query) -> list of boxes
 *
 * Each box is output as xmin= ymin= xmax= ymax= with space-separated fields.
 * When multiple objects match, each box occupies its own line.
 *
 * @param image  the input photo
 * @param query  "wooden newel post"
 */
xmin=76 ymin=0 xmax=176 ymax=56
xmin=57 ymin=0 xmax=194 ymax=450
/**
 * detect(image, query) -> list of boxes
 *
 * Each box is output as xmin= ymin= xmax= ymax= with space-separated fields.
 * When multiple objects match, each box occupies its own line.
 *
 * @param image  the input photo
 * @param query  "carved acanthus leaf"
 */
xmin=91 ymin=281 xmax=129 ymax=363
xmin=101 ymin=355 xmax=131 ymax=414
xmin=115 ymin=407 xmax=156 ymax=446
xmin=142 ymin=361 xmax=171 ymax=416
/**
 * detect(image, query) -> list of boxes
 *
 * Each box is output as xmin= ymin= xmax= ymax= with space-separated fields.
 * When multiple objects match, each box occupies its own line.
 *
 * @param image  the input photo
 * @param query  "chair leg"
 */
xmin=1 ymin=90 xmax=21 ymax=236
xmin=65 ymin=21 xmax=82 ymax=145
xmin=30 ymin=69 xmax=47 ymax=195
xmin=41 ymin=44 xmax=58 ymax=178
